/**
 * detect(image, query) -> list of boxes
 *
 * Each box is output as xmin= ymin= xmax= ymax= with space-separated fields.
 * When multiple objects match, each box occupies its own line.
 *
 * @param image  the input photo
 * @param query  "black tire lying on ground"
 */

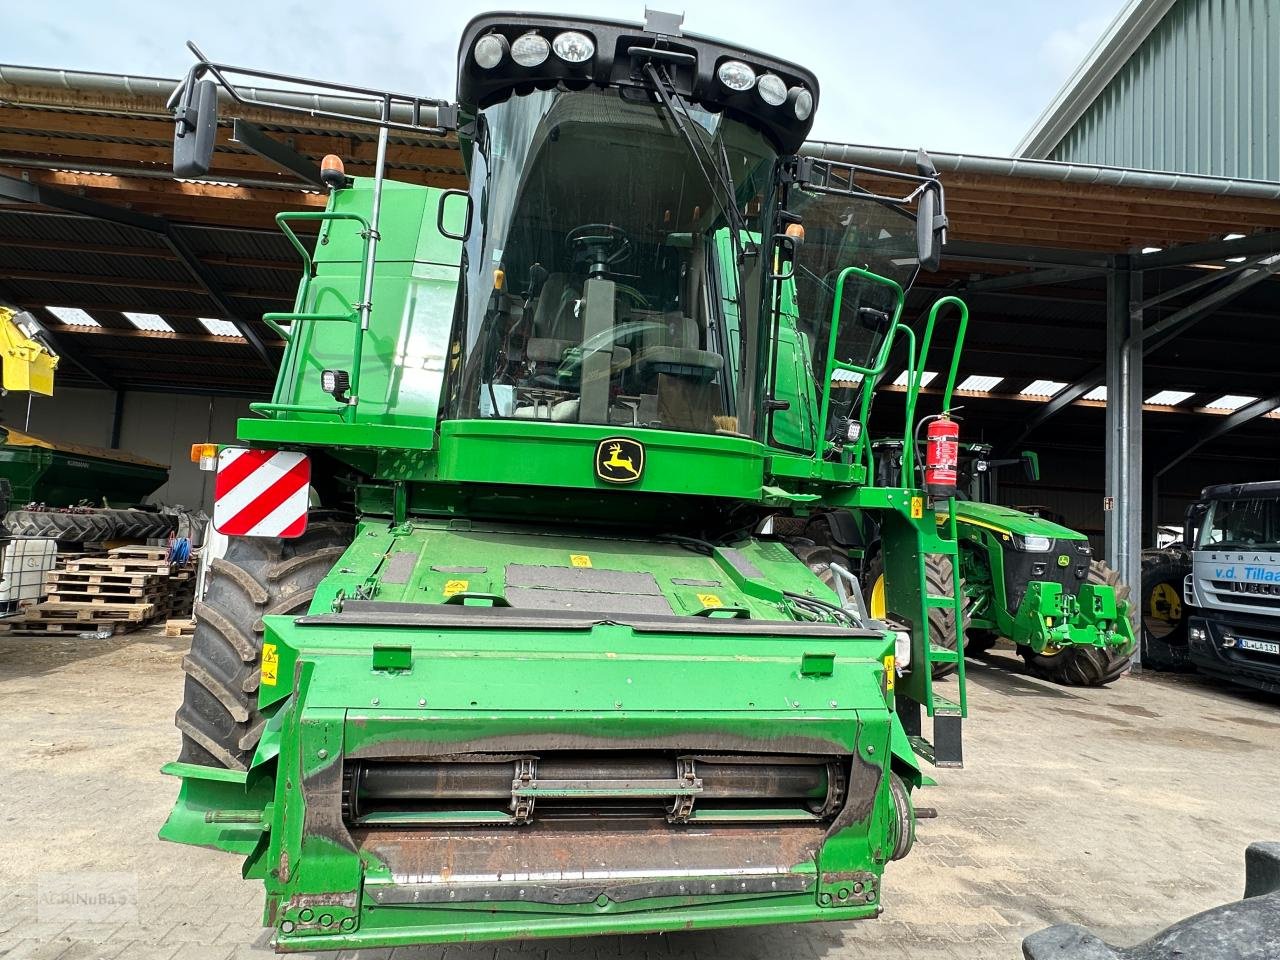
xmin=4 ymin=507 xmax=177 ymax=542
xmin=1022 ymin=560 xmax=1137 ymax=686
xmin=174 ymin=517 xmax=353 ymax=770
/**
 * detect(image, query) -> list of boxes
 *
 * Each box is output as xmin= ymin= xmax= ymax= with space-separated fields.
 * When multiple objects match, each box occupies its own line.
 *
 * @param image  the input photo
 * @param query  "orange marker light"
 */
xmin=320 ymin=154 xmax=346 ymax=190
xmin=189 ymin=442 xmax=218 ymax=463
xmin=494 ymin=267 xmax=505 ymax=290
xmin=785 ymin=222 xmax=805 ymax=241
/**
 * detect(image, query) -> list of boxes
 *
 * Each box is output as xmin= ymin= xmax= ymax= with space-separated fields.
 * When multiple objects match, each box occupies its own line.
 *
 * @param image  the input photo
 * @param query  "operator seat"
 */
xmin=527 ymin=273 xmax=582 ymax=364
xmin=634 ymin=310 xmax=723 ymax=382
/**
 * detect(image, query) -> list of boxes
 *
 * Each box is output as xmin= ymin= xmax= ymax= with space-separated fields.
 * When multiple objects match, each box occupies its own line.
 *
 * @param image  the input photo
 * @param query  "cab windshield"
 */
xmin=450 ymin=86 xmax=776 ymax=435
xmin=1198 ymin=497 xmax=1280 ymax=551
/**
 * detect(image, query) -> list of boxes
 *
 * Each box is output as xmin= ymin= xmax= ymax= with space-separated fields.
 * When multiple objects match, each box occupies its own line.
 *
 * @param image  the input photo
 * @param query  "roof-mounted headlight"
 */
xmin=552 ymin=30 xmax=594 ymax=63
xmin=717 ymin=59 xmax=756 ymax=91
xmin=473 ymin=34 xmax=508 ymax=70
xmin=511 ymin=31 xmax=551 ymax=67
xmin=757 ymin=73 xmax=787 ymax=106
xmin=790 ymin=86 xmax=813 ymax=121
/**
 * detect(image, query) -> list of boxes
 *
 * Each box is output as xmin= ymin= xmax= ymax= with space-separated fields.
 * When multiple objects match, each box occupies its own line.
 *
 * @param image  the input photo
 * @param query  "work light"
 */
xmin=717 ymin=60 xmax=756 ymax=91
xmin=552 ymin=30 xmax=594 ymax=63
xmin=757 ymin=73 xmax=786 ymax=105
xmin=791 ymin=86 xmax=813 ymax=120
xmin=473 ymin=34 xmax=507 ymax=69
xmin=321 ymin=368 xmax=351 ymax=402
xmin=511 ymin=32 xmax=551 ymax=67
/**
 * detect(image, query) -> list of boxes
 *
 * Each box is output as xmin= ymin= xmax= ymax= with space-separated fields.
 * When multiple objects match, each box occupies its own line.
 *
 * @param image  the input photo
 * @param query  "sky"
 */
xmin=5 ymin=0 xmax=1127 ymax=156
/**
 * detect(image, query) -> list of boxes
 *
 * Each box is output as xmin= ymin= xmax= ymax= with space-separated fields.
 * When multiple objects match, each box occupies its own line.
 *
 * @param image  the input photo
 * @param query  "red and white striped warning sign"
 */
xmin=213 ymin=447 xmax=311 ymax=538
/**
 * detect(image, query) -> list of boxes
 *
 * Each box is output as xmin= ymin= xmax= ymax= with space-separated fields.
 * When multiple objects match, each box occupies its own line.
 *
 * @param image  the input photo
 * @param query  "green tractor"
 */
xmin=160 ymin=12 xmax=974 ymax=951
xmin=850 ymin=441 xmax=1134 ymax=685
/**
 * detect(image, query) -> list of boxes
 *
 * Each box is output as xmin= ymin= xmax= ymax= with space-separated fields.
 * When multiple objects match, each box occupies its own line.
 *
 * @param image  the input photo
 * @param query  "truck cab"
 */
xmin=1184 ymin=481 xmax=1280 ymax=694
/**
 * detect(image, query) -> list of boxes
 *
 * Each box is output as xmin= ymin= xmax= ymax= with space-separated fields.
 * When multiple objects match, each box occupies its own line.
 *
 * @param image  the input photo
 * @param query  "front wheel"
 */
xmin=173 ymin=518 xmax=353 ymax=770
xmin=863 ymin=552 xmax=965 ymax=679
xmin=1021 ymin=560 xmax=1136 ymax=686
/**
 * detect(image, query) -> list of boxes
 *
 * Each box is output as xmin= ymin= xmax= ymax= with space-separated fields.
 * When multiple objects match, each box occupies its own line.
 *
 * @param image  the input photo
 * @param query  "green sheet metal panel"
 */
xmin=1051 ymin=0 xmax=1278 ymax=181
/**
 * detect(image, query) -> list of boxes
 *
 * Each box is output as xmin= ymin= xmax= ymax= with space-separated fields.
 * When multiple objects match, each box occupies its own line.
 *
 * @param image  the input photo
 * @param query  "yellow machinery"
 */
xmin=0 ymin=307 xmax=58 ymax=397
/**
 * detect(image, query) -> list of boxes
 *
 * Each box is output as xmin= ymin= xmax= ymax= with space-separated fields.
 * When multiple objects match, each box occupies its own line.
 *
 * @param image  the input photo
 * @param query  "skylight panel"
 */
xmin=44 ymin=306 xmax=99 ymax=327
xmin=123 ymin=312 xmax=174 ymax=332
xmin=1146 ymin=390 xmax=1195 ymax=406
xmin=1019 ymin=379 xmax=1067 ymax=398
xmin=1204 ymin=394 xmax=1256 ymax=411
xmin=957 ymin=375 xmax=1002 ymax=392
xmin=892 ymin=370 xmax=937 ymax=387
xmin=1082 ymin=386 xmax=1108 ymax=401
xmin=198 ymin=317 xmax=242 ymax=337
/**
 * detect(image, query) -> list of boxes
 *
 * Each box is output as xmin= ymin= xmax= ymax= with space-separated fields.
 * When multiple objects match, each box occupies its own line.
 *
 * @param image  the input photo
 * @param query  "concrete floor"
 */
xmin=1 ymin=627 xmax=1276 ymax=960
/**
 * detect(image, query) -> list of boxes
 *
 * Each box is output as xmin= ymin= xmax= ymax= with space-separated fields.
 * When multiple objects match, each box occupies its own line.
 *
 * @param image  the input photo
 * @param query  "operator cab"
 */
xmin=447 ymin=12 xmax=817 ymax=437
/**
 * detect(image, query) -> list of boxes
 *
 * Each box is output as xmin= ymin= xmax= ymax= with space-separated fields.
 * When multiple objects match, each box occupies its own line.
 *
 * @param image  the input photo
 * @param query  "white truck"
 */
xmin=1182 ymin=481 xmax=1280 ymax=695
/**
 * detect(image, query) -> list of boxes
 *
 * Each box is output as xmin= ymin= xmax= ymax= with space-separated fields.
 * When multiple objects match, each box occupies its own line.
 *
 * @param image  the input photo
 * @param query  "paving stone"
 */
xmin=3 ymin=632 xmax=1276 ymax=960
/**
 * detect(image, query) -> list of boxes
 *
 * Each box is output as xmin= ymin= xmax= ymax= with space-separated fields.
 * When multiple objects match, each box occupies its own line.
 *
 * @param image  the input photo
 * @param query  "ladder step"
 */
xmin=928 ymin=645 xmax=959 ymax=662
xmin=931 ymin=694 xmax=962 ymax=716
xmin=925 ymin=595 xmax=960 ymax=609
xmin=907 ymin=735 xmax=935 ymax=765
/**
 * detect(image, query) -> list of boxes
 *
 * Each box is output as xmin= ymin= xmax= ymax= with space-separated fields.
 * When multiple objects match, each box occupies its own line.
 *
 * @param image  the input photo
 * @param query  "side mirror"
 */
xmin=173 ymin=77 xmax=218 ymax=177
xmin=1020 ymin=450 xmax=1040 ymax=482
xmin=1184 ymin=501 xmax=1208 ymax=551
xmin=916 ymin=184 xmax=946 ymax=272
xmin=857 ymin=306 xmax=891 ymax=334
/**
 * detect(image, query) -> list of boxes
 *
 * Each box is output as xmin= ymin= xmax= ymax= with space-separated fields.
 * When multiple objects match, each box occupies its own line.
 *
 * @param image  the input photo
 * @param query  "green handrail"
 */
xmin=914 ymin=295 xmax=971 ymax=414
xmin=257 ymin=210 xmax=372 ymax=422
xmin=816 ymin=266 xmax=906 ymax=461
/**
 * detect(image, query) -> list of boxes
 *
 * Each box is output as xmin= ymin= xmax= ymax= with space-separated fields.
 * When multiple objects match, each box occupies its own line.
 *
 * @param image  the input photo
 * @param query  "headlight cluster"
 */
xmin=474 ymin=30 xmax=595 ymax=70
xmin=716 ymin=59 xmax=812 ymax=119
xmin=1011 ymin=533 xmax=1053 ymax=552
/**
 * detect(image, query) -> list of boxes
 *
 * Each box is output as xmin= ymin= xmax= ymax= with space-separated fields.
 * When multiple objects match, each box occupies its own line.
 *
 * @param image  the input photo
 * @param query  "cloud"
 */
xmin=1042 ymin=11 xmax=1118 ymax=78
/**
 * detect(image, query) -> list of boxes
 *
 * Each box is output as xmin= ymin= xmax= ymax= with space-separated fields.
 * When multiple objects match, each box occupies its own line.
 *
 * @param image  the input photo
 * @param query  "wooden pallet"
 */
xmin=0 ymin=618 xmax=127 ymax=636
xmin=45 ymin=569 xmax=163 ymax=586
xmin=25 ymin=601 xmax=156 ymax=622
xmin=108 ymin=545 xmax=171 ymax=560
xmin=163 ymin=618 xmax=196 ymax=638
xmin=62 ymin=557 xmax=175 ymax=575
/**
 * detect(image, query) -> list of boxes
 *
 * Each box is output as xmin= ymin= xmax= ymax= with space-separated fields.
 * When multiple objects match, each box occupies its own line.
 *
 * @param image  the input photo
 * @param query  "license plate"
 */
xmin=1238 ymin=638 xmax=1280 ymax=656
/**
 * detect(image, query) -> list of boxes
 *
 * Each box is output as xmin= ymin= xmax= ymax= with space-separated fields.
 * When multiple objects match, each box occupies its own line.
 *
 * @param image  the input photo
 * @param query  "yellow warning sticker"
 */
xmin=910 ymin=496 xmax=924 ymax=519
xmin=697 ymin=593 xmax=723 ymax=608
xmin=443 ymin=579 xmax=469 ymax=596
xmin=883 ymin=654 xmax=895 ymax=692
xmin=261 ymin=642 xmax=279 ymax=687
xmin=570 ymin=554 xmax=592 ymax=568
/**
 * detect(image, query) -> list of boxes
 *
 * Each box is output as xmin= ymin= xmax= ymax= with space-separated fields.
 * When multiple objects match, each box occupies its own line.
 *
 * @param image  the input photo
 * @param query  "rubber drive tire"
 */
xmin=4 ymin=507 xmax=176 ymax=542
xmin=1139 ymin=550 xmax=1192 ymax=670
xmin=863 ymin=551 xmax=965 ymax=680
xmin=174 ymin=518 xmax=353 ymax=770
xmin=1021 ymin=560 xmax=1137 ymax=686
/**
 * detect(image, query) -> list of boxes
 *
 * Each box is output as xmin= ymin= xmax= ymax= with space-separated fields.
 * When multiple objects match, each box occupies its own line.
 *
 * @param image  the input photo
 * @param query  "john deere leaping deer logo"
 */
xmin=595 ymin=437 xmax=644 ymax=484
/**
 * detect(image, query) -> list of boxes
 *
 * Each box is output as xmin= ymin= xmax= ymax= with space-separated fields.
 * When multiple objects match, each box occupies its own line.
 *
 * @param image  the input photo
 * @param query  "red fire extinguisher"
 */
xmin=924 ymin=414 xmax=959 ymax=497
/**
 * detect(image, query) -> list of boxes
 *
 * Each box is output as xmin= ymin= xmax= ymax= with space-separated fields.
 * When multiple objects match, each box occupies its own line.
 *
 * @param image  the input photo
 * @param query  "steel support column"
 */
xmin=1104 ymin=260 xmax=1143 ymax=667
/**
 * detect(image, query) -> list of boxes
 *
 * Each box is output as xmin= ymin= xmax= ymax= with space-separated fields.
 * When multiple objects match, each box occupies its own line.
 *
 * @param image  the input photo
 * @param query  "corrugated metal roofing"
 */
xmin=1028 ymin=0 xmax=1279 ymax=181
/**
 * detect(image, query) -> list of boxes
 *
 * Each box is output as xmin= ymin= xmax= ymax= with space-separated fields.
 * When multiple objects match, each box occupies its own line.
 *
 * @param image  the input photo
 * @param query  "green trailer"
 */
xmin=160 ymin=13 xmax=975 ymax=951
xmin=0 ymin=425 xmax=178 ymax=541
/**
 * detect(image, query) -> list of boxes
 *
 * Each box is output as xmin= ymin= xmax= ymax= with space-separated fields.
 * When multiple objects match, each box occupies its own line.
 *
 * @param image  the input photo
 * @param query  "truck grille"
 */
xmin=1207 ymin=580 xmax=1280 ymax=610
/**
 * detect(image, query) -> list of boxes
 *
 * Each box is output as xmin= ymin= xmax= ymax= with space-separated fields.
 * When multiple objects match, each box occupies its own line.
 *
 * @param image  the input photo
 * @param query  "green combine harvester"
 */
xmin=161 ymin=12 xmax=974 ymax=951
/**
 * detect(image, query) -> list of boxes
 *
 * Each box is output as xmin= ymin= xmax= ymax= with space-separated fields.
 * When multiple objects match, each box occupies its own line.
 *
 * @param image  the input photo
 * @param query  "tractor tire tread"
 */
xmin=175 ymin=519 xmax=353 ymax=771
xmin=1022 ymin=560 xmax=1135 ymax=686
